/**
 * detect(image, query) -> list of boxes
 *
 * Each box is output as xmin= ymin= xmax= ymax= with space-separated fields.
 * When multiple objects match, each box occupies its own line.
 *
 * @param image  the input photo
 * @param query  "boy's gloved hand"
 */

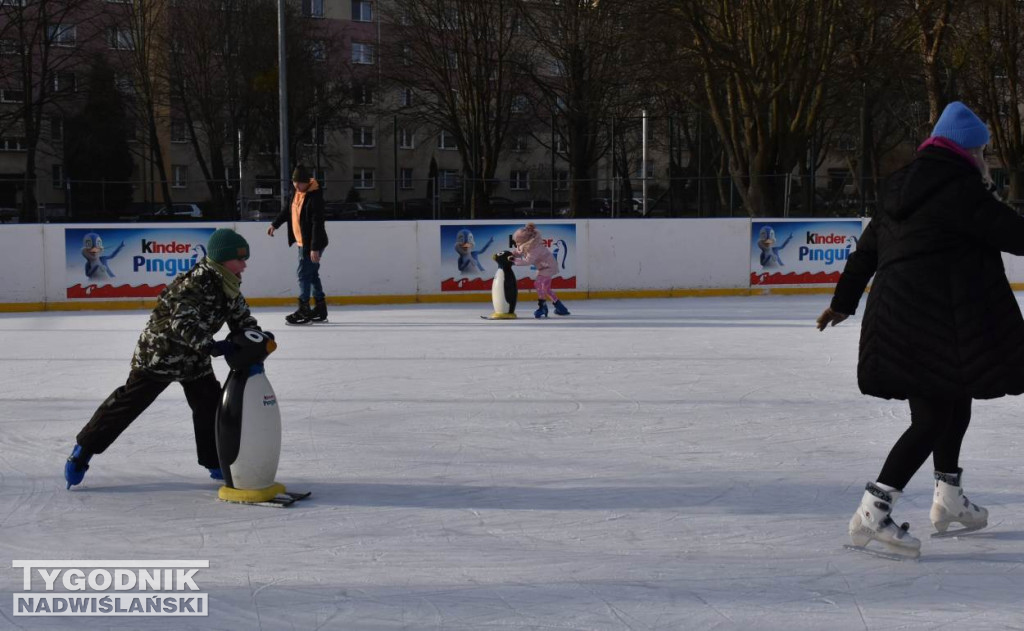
xmin=208 ymin=339 xmax=237 ymax=357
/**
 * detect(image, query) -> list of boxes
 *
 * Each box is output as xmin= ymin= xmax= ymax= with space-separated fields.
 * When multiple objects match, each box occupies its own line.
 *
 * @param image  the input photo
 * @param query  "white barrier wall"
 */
xmin=5 ymin=218 xmax=1024 ymax=307
xmin=0 ymin=225 xmax=46 ymax=303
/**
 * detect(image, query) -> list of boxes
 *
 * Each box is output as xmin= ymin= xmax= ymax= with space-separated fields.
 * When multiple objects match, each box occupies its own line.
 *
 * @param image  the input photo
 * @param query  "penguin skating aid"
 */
xmin=481 ymin=250 xmax=518 ymax=320
xmin=215 ymin=329 xmax=310 ymax=507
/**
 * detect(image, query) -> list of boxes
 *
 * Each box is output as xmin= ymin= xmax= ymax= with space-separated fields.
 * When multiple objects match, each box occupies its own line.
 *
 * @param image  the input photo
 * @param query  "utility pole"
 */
xmin=278 ymin=0 xmax=290 ymax=212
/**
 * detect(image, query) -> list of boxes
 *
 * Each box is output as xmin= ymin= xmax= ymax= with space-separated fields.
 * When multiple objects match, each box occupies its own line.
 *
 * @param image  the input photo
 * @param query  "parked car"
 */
xmin=556 ymin=198 xmax=611 ymax=217
xmin=0 ymin=207 xmax=18 ymax=223
xmin=513 ymin=199 xmax=553 ymax=217
xmin=244 ymin=199 xmax=281 ymax=221
xmin=324 ymin=201 xmax=388 ymax=220
xmin=137 ymin=203 xmax=203 ymax=221
xmin=399 ymin=198 xmax=434 ymax=219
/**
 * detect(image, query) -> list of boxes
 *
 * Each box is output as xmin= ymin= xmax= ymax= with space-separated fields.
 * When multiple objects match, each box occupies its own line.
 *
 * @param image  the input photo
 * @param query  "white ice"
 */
xmin=3 ymin=295 xmax=1024 ymax=631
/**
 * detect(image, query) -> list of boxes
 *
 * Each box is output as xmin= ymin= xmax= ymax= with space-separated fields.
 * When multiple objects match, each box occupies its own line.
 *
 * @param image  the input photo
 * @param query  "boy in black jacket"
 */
xmin=268 ymin=164 xmax=329 ymax=324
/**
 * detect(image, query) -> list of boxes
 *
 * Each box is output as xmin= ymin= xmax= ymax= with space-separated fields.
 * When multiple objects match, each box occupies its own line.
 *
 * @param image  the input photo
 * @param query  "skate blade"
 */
xmin=931 ymin=523 xmax=989 ymax=538
xmin=843 ymin=544 xmax=920 ymax=561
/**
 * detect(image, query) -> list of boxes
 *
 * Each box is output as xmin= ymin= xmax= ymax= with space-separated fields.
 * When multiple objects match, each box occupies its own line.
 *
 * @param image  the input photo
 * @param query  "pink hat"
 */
xmin=513 ymin=223 xmax=539 ymax=246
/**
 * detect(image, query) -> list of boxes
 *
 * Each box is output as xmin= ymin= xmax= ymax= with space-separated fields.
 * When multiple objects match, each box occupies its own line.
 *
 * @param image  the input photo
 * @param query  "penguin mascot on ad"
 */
xmin=482 ymin=250 xmax=518 ymax=320
xmin=215 ymin=328 xmax=310 ymax=507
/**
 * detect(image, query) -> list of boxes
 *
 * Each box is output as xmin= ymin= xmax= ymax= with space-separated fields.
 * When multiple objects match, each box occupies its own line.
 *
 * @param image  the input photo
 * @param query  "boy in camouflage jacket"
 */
xmin=65 ymin=228 xmax=266 ymax=489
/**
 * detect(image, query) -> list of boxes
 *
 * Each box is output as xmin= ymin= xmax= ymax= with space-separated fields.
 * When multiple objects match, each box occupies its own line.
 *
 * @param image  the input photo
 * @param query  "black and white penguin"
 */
xmin=215 ymin=329 xmax=288 ymax=503
xmin=483 ymin=250 xmax=518 ymax=320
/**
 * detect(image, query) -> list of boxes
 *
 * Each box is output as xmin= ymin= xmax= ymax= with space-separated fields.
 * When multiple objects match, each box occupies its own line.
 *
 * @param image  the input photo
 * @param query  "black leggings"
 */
xmin=76 ymin=370 xmax=223 ymax=468
xmin=876 ymin=396 xmax=972 ymax=490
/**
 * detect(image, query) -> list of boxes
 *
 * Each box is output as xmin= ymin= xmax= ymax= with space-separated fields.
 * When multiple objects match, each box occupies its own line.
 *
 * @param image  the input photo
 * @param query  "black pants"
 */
xmin=876 ymin=396 xmax=972 ymax=490
xmin=76 ymin=370 xmax=222 ymax=468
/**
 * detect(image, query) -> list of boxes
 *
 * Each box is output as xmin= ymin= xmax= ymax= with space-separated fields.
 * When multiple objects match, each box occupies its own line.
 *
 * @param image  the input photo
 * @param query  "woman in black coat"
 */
xmin=818 ymin=102 xmax=1024 ymax=558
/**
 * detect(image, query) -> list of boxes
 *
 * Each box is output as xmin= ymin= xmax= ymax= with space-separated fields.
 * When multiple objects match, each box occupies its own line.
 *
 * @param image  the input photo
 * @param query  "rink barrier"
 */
xmin=4 ymin=218 xmax=1024 ymax=312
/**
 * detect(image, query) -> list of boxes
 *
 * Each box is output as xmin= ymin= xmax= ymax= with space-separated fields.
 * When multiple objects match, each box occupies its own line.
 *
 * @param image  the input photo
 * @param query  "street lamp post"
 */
xmin=278 ymin=0 xmax=290 ymax=211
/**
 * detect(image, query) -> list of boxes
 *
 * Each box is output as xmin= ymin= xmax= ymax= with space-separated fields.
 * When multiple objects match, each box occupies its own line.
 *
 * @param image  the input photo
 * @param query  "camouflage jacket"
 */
xmin=131 ymin=258 xmax=259 ymax=381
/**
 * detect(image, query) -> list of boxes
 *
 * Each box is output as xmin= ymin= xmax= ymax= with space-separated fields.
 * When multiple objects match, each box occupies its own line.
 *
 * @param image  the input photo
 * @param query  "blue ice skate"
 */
xmin=208 ymin=467 xmax=224 ymax=480
xmin=534 ymin=301 xmax=548 ymax=319
xmin=65 ymin=444 xmax=92 ymax=489
xmin=553 ymin=300 xmax=570 ymax=316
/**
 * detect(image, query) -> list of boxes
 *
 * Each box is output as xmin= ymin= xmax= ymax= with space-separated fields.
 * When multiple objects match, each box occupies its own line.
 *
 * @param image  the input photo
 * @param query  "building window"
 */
xmin=50 ymin=116 xmax=63 ymax=143
xmin=352 ymin=0 xmax=372 ymax=21
xmin=306 ymin=125 xmax=326 ymax=146
xmin=401 ymin=45 xmax=411 ymax=66
xmin=108 ymin=27 xmax=134 ymax=50
xmin=48 ymin=24 xmax=76 ymax=47
xmin=555 ymin=170 xmax=569 ymax=190
xmin=0 ymin=39 xmax=21 ymax=55
xmin=309 ymin=40 xmax=326 ymax=62
xmin=511 ymin=135 xmax=527 ymax=152
xmin=114 ymin=73 xmax=134 ymax=95
xmin=0 ymin=136 xmax=26 ymax=152
xmin=352 ymin=42 xmax=374 ymax=65
xmin=399 ymin=87 xmax=413 ymax=107
xmin=439 ymin=169 xmax=459 ymax=190
xmin=170 ymin=119 xmax=188 ymax=143
xmin=399 ymin=167 xmax=413 ymax=190
xmin=354 ymin=167 xmax=374 ymax=189
xmin=398 ymin=127 xmax=414 ymax=149
xmin=172 ymin=165 xmax=188 ymax=188
xmin=0 ymin=88 xmax=24 ymax=103
xmin=354 ymin=83 xmax=374 ymax=105
xmin=52 ymin=71 xmax=76 ymax=93
xmin=438 ymin=130 xmax=457 ymax=150
xmin=510 ymin=170 xmax=529 ymax=191
xmin=510 ymin=95 xmax=528 ymax=113
xmin=302 ymin=0 xmax=324 ymax=17
xmin=52 ymin=164 xmax=64 ymax=189
xmin=352 ymin=126 xmax=374 ymax=147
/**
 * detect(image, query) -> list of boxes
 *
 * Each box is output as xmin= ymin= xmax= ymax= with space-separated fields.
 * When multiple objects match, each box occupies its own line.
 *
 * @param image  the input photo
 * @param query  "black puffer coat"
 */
xmin=831 ymin=146 xmax=1024 ymax=400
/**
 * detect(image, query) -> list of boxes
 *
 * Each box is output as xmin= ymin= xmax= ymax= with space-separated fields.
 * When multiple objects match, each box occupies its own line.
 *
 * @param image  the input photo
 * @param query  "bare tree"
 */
xmin=101 ymin=0 xmax=173 ymax=209
xmin=0 ymin=0 xmax=97 ymax=220
xmin=513 ymin=0 xmax=646 ymax=217
xmin=667 ymin=0 xmax=840 ymax=217
xmin=382 ymin=0 xmax=531 ymax=217
xmin=956 ymin=0 xmax=1024 ymax=204
xmin=904 ymin=0 xmax=961 ymax=127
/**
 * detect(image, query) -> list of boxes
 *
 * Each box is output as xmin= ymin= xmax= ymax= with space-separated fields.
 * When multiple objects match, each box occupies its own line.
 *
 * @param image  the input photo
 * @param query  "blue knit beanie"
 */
xmin=931 ymin=101 xmax=990 ymax=149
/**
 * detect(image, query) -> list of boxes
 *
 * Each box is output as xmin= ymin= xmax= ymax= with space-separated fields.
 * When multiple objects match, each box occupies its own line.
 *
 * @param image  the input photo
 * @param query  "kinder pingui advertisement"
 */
xmin=65 ymin=227 xmax=215 ymax=298
xmin=440 ymin=223 xmax=576 ymax=292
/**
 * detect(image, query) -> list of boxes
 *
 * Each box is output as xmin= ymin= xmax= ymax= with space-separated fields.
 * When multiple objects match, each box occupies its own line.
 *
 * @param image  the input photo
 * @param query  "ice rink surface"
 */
xmin=3 ymin=295 xmax=1024 ymax=631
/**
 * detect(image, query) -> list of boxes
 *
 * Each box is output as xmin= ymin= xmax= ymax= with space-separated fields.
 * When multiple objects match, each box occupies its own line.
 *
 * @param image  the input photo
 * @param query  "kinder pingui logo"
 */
xmin=12 ymin=560 xmax=209 ymax=617
xmin=133 ymin=240 xmax=206 ymax=277
xmin=797 ymin=231 xmax=858 ymax=265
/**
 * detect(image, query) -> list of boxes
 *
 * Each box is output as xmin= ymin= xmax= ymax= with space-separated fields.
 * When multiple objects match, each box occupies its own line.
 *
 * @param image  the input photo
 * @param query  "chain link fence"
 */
xmin=17 ymin=170 xmax=1021 ymax=223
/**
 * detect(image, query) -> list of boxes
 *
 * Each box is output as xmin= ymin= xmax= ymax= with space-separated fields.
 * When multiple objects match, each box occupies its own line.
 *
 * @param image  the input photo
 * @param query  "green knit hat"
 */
xmin=207 ymin=228 xmax=250 ymax=263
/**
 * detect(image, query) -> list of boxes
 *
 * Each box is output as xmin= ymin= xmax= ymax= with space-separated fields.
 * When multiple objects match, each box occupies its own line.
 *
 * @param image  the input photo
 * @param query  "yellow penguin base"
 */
xmin=484 ymin=313 xmax=517 ymax=320
xmin=218 ymin=482 xmax=287 ymax=504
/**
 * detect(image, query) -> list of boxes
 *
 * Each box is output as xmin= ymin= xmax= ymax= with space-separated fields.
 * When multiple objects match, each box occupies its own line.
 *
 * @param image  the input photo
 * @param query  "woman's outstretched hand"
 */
xmin=816 ymin=307 xmax=849 ymax=331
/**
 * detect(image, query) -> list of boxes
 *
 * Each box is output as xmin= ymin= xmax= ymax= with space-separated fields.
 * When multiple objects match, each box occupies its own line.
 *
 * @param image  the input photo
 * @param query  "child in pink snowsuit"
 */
xmin=512 ymin=223 xmax=570 ymax=318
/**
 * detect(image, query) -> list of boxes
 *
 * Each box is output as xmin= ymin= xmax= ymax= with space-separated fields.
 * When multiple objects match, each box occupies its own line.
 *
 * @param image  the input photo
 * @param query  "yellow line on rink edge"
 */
xmin=0 ymin=285 xmax=865 ymax=313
